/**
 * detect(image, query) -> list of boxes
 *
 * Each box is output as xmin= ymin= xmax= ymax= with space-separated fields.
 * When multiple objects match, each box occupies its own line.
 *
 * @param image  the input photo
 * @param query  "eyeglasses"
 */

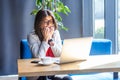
xmin=40 ymin=26 xmax=55 ymax=31
xmin=41 ymin=19 xmax=54 ymax=25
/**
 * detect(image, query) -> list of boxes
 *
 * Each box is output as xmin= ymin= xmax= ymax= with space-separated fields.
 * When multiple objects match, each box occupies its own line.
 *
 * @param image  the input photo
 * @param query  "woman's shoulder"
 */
xmin=28 ymin=31 xmax=36 ymax=36
xmin=52 ymin=30 xmax=61 ymax=39
xmin=54 ymin=30 xmax=60 ymax=34
xmin=27 ymin=31 xmax=39 ymax=39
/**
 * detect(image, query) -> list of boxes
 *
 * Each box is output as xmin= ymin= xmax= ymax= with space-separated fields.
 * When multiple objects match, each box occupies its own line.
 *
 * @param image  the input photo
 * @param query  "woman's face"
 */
xmin=40 ymin=16 xmax=54 ymax=29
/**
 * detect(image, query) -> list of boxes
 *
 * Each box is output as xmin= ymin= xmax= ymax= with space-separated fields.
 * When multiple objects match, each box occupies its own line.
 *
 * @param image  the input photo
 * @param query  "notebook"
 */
xmin=57 ymin=37 xmax=93 ymax=64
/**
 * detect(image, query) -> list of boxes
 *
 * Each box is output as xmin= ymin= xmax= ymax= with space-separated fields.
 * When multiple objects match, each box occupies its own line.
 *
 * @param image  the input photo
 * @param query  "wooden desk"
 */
xmin=18 ymin=55 xmax=120 ymax=77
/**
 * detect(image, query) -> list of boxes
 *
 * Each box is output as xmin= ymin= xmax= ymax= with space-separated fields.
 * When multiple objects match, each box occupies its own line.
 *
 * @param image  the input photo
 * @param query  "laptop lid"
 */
xmin=59 ymin=37 xmax=93 ymax=64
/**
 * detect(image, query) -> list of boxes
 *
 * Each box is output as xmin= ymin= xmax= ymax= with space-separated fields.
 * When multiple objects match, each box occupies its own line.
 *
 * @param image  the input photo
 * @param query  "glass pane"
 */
xmin=94 ymin=0 xmax=104 ymax=38
xmin=118 ymin=0 xmax=120 ymax=52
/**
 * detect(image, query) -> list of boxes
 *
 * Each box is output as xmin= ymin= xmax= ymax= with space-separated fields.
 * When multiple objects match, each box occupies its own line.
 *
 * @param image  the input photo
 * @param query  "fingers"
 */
xmin=41 ymin=26 xmax=55 ymax=41
xmin=42 ymin=27 xmax=51 ymax=41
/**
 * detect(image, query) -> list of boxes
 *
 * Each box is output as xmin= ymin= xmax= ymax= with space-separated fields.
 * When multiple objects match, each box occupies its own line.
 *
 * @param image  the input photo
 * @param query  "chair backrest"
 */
xmin=20 ymin=39 xmax=32 ymax=59
xmin=90 ymin=39 xmax=112 ymax=55
xmin=20 ymin=39 xmax=112 ymax=59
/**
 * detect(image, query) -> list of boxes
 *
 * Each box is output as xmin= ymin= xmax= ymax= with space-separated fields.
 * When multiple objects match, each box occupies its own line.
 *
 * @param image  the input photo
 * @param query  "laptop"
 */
xmin=57 ymin=37 xmax=93 ymax=64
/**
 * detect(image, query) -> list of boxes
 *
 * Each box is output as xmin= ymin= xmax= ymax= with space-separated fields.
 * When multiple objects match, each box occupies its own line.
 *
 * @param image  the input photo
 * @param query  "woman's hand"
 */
xmin=49 ymin=26 xmax=54 ymax=38
xmin=42 ymin=26 xmax=54 ymax=42
xmin=42 ymin=27 xmax=50 ymax=42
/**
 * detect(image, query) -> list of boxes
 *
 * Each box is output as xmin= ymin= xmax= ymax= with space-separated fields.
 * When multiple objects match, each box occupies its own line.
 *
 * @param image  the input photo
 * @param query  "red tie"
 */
xmin=46 ymin=47 xmax=55 ymax=57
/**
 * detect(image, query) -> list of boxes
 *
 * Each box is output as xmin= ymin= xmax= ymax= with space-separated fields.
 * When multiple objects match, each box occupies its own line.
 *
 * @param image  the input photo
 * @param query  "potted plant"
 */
xmin=31 ymin=0 xmax=71 ymax=31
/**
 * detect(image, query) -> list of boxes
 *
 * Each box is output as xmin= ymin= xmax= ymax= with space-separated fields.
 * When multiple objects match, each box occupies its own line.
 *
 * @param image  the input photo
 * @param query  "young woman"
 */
xmin=27 ymin=9 xmax=72 ymax=80
xmin=28 ymin=9 xmax=62 ymax=58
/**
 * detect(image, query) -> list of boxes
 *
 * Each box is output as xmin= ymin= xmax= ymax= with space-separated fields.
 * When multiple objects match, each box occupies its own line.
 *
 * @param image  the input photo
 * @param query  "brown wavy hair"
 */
xmin=34 ymin=9 xmax=58 ymax=41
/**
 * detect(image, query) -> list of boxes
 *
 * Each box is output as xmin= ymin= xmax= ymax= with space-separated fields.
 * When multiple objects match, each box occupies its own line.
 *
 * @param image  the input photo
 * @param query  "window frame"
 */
xmin=83 ymin=0 xmax=118 ymax=54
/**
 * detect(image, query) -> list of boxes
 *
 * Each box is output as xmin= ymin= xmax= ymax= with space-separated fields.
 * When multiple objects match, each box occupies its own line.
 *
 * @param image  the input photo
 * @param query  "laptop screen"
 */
xmin=59 ymin=37 xmax=93 ymax=64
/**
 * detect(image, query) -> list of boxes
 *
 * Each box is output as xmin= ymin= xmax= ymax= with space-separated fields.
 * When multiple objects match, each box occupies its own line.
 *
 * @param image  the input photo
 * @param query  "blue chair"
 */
xmin=20 ymin=39 xmax=32 ymax=59
xmin=90 ymin=39 xmax=112 ymax=55
xmin=20 ymin=39 xmax=116 ymax=80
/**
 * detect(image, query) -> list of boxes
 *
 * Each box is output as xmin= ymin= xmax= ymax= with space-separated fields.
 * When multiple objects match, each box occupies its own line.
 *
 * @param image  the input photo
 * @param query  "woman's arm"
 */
xmin=50 ymin=30 xmax=62 ymax=57
xmin=27 ymin=32 xmax=50 ymax=58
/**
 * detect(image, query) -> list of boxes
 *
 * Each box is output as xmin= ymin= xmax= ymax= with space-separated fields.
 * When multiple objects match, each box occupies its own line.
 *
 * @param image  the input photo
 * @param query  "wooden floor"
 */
xmin=0 ymin=75 xmax=18 ymax=80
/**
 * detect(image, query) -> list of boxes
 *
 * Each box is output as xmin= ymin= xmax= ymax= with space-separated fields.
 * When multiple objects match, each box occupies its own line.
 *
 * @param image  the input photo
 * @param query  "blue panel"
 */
xmin=20 ymin=39 xmax=32 ymax=59
xmin=90 ymin=39 xmax=112 ymax=55
xmin=19 ymin=77 xmax=27 ymax=80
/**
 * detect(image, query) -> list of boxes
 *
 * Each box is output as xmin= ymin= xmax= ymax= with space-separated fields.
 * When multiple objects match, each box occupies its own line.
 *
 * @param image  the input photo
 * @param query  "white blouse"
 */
xmin=27 ymin=30 xmax=62 ymax=58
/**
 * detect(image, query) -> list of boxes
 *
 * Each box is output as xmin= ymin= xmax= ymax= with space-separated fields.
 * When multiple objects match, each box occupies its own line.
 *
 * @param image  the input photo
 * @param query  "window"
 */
xmin=118 ymin=0 xmax=120 ymax=53
xmin=93 ymin=0 xmax=104 ymax=38
xmin=83 ymin=0 xmax=117 ymax=54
